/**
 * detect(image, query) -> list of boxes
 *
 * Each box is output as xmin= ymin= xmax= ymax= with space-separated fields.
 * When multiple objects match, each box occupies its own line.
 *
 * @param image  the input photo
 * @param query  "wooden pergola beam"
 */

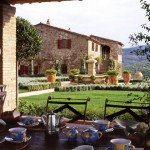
xmin=4 ymin=0 xmax=81 ymax=5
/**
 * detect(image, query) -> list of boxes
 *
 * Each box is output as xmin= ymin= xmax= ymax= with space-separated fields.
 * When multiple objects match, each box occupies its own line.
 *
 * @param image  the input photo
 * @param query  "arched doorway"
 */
xmin=101 ymin=45 xmax=110 ymax=60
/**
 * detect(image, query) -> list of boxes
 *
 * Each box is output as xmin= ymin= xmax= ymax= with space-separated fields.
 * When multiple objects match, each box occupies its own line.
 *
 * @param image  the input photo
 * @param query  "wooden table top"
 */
xmin=0 ymin=120 xmax=147 ymax=150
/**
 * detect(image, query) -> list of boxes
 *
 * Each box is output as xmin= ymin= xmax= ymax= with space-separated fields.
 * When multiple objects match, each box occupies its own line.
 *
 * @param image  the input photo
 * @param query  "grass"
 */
xmin=19 ymin=90 xmax=145 ymax=120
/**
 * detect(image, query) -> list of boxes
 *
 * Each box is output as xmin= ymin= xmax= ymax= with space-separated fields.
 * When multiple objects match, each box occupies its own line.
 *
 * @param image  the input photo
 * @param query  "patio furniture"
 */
xmin=104 ymin=98 xmax=150 ymax=126
xmin=0 ymin=121 xmax=146 ymax=150
xmin=45 ymin=96 xmax=90 ymax=123
xmin=0 ymin=85 xmax=6 ymax=115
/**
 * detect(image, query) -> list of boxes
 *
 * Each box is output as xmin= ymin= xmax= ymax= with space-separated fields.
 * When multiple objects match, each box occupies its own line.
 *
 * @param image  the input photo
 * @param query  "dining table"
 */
xmin=0 ymin=119 xmax=147 ymax=150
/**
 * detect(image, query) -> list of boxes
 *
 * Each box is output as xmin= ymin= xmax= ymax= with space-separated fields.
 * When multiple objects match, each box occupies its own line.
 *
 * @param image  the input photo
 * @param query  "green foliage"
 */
xmin=16 ymin=17 xmax=42 ymax=62
xmin=78 ymin=74 xmax=83 ymax=80
xmin=18 ymin=101 xmax=45 ymax=116
xmin=19 ymin=90 xmax=144 ymax=119
xmin=70 ymin=68 xmax=80 ymax=75
xmin=90 ymin=75 xmax=96 ymax=80
xmin=109 ymin=58 xmax=116 ymax=70
xmin=19 ymin=82 xmax=61 ymax=92
xmin=107 ymin=70 xmax=119 ymax=76
xmin=129 ymin=0 xmax=150 ymax=61
xmin=54 ymin=60 xmax=61 ymax=75
xmin=122 ymin=70 xmax=131 ymax=74
xmin=46 ymin=69 xmax=57 ymax=75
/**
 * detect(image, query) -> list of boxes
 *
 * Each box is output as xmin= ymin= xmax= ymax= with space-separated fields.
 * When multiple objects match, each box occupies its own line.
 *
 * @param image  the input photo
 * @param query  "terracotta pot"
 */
xmin=47 ymin=74 xmax=56 ymax=82
xmin=122 ymin=73 xmax=131 ymax=84
xmin=109 ymin=75 xmax=118 ymax=85
xmin=134 ymin=71 xmax=143 ymax=78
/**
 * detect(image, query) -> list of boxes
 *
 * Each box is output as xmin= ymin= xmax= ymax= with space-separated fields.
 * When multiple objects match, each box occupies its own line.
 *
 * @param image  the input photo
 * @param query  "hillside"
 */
xmin=122 ymin=45 xmax=150 ymax=76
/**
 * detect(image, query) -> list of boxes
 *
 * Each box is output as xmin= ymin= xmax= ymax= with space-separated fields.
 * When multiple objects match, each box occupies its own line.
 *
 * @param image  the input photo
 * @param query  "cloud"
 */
xmin=15 ymin=0 xmax=148 ymax=48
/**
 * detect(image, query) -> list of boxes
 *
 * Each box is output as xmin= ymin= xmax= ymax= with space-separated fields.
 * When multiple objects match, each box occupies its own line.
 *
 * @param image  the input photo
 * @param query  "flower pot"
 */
xmin=47 ymin=74 xmax=56 ymax=82
xmin=122 ymin=73 xmax=131 ymax=84
xmin=109 ymin=75 xmax=118 ymax=85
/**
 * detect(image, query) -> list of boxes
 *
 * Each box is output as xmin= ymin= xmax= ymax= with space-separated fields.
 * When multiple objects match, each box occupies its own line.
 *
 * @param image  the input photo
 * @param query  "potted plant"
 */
xmin=107 ymin=70 xmax=119 ymax=85
xmin=46 ymin=69 xmax=57 ymax=82
xmin=78 ymin=74 xmax=83 ymax=83
xmin=122 ymin=70 xmax=131 ymax=84
xmin=69 ymin=68 xmax=80 ymax=82
xmin=90 ymin=75 xmax=96 ymax=83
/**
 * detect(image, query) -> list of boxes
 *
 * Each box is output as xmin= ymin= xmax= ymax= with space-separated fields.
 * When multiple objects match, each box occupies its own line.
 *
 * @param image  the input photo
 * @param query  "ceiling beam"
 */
xmin=5 ymin=0 xmax=81 ymax=5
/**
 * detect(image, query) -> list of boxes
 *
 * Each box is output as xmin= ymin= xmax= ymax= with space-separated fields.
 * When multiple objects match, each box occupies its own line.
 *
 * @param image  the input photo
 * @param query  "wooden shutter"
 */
xmin=58 ymin=39 xmax=60 ymax=49
xmin=68 ymin=39 xmax=71 ymax=49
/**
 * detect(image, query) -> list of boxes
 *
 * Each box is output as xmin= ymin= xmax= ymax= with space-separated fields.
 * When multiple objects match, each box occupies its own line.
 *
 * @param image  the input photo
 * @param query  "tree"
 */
xmin=16 ymin=17 xmax=42 ymax=75
xmin=129 ymin=0 xmax=150 ymax=61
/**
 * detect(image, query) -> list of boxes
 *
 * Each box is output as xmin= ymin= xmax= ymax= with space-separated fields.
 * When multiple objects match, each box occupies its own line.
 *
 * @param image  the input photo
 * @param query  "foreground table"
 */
xmin=0 ymin=121 xmax=146 ymax=150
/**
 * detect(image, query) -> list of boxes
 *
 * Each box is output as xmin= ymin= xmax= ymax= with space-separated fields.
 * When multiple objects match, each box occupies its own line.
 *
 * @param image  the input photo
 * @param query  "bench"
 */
xmin=104 ymin=98 xmax=150 ymax=126
xmin=45 ymin=96 xmax=90 ymax=123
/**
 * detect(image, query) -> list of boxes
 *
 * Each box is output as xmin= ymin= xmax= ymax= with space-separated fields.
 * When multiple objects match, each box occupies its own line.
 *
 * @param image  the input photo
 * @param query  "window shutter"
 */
xmin=58 ymin=39 xmax=60 ymax=49
xmin=68 ymin=39 xmax=71 ymax=49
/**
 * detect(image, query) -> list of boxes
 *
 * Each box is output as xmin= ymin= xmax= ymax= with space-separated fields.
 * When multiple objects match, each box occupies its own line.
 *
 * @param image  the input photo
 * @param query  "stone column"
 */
xmin=86 ymin=58 xmax=97 ymax=76
xmin=0 ymin=4 xmax=17 ymax=112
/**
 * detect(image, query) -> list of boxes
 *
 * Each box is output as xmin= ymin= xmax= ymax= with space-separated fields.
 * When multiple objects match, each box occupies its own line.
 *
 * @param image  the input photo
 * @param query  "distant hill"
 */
xmin=122 ymin=45 xmax=147 ymax=64
xmin=122 ymin=45 xmax=150 ymax=76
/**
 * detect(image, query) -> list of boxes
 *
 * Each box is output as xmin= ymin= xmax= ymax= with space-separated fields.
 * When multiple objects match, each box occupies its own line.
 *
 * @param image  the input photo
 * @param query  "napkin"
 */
xmin=72 ymin=145 xmax=94 ymax=150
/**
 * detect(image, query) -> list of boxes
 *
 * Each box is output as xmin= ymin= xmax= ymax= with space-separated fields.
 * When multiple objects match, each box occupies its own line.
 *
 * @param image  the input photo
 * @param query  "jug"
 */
xmin=42 ymin=111 xmax=62 ymax=135
xmin=81 ymin=128 xmax=102 ymax=145
xmin=62 ymin=127 xmax=78 ymax=141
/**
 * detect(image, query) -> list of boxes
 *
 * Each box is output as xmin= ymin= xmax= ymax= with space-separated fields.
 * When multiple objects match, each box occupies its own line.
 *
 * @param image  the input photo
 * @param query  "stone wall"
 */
xmin=36 ymin=24 xmax=89 ymax=74
xmin=0 ymin=4 xmax=17 ymax=112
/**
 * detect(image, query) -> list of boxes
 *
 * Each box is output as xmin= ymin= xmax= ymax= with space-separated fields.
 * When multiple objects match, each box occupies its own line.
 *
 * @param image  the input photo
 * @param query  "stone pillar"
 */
xmin=0 ymin=4 xmax=17 ymax=112
xmin=86 ymin=58 xmax=97 ymax=76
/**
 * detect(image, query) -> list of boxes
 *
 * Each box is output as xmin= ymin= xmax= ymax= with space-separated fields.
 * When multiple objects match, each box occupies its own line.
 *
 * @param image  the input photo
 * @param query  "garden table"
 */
xmin=0 ymin=120 xmax=146 ymax=150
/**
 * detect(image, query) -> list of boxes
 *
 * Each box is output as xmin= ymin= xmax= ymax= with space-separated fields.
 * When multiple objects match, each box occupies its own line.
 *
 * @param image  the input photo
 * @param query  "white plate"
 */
xmin=5 ymin=135 xmax=31 ymax=143
xmin=17 ymin=121 xmax=39 ymax=127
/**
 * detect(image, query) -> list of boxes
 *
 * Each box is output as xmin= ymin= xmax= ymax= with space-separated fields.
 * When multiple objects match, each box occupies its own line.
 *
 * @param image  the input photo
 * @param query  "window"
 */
xmin=95 ymin=44 xmax=98 ymax=52
xmin=58 ymin=39 xmax=71 ymax=49
xmin=92 ymin=42 xmax=94 ymax=51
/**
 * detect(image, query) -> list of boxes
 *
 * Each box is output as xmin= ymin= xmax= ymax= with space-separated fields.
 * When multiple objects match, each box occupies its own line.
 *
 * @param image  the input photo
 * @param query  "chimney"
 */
xmin=47 ymin=19 xmax=50 ymax=25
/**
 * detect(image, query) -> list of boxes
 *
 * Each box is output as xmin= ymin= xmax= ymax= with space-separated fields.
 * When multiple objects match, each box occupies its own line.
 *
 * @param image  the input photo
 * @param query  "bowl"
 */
xmin=9 ymin=127 xmax=26 ymax=141
xmin=20 ymin=115 xmax=36 ymax=125
xmin=92 ymin=120 xmax=110 ymax=131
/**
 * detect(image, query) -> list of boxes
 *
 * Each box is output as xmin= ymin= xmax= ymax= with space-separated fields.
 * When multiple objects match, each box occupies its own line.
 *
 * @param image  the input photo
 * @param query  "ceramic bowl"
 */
xmin=93 ymin=120 xmax=110 ymax=131
xmin=20 ymin=115 xmax=36 ymax=125
xmin=9 ymin=127 xmax=26 ymax=141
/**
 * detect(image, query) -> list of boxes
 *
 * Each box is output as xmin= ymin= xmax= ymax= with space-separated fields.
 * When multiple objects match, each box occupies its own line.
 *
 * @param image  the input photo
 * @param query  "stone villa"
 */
xmin=19 ymin=21 xmax=123 ymax=76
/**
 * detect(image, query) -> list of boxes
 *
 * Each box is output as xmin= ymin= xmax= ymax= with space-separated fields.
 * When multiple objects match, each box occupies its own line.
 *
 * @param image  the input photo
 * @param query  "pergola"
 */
xmin=0 ymin=0 xmax=80 ymax=113
xmin=4 ymin=0 xmax=79 ymax=4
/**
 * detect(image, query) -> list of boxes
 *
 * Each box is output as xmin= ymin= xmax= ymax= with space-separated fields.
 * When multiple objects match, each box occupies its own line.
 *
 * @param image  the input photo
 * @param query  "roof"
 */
xmin=36 ymin=23 xmax=123 ymax=46
xmin=90 ymin=35 xmax=124 ymax=46
xmin=4 ymin=0 xmax=78 ymax=4
xmin=35 ymin=22 xmax=89 ymax=39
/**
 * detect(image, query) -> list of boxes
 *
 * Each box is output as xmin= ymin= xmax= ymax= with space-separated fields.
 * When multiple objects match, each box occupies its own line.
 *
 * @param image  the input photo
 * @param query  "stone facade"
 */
xmin=32 ymin=23 xmax=123 ymax=75
xmin=35 ymin=23 xmax=90 ymax=74
xmin=0 ymin=4 xmax=17 ymax=112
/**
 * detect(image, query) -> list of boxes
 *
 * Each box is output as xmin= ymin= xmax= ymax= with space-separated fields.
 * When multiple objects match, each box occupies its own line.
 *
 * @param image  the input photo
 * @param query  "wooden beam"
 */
xmin=5 ymin=0 xmax=80 ymax=5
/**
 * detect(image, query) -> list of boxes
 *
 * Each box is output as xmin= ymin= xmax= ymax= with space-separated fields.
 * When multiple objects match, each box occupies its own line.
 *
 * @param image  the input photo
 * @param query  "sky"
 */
xmin=14 ymin=0 xmax=149 ymax=48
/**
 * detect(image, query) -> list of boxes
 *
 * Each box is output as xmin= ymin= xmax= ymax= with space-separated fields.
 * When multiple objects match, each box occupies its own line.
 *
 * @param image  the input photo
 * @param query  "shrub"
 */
xmin=70 ymin=68 xmax=80 ymax=75
xmin=107 ymin=70 xmax=119 ymax=75
xmin=46 ymin=69 xmax=57 ymax=75
xmin=123 ymin=70 xmax=131 ymax=74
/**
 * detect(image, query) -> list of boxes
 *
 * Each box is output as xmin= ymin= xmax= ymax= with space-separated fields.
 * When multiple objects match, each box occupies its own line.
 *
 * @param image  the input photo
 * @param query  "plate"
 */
xmin=114 ymin=119 xmax=139 ymax=129
xmin=5 ymin=135 xmax=31 ymax=143
xmin=17 ymin=121 xmax=39 ymax=127
xmin=0 ymin=137 xmax=5 ymax=144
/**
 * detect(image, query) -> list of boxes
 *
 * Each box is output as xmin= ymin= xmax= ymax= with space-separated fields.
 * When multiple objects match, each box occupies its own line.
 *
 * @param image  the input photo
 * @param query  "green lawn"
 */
xmin=19 ymin=90 xmax=145 ymax=120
